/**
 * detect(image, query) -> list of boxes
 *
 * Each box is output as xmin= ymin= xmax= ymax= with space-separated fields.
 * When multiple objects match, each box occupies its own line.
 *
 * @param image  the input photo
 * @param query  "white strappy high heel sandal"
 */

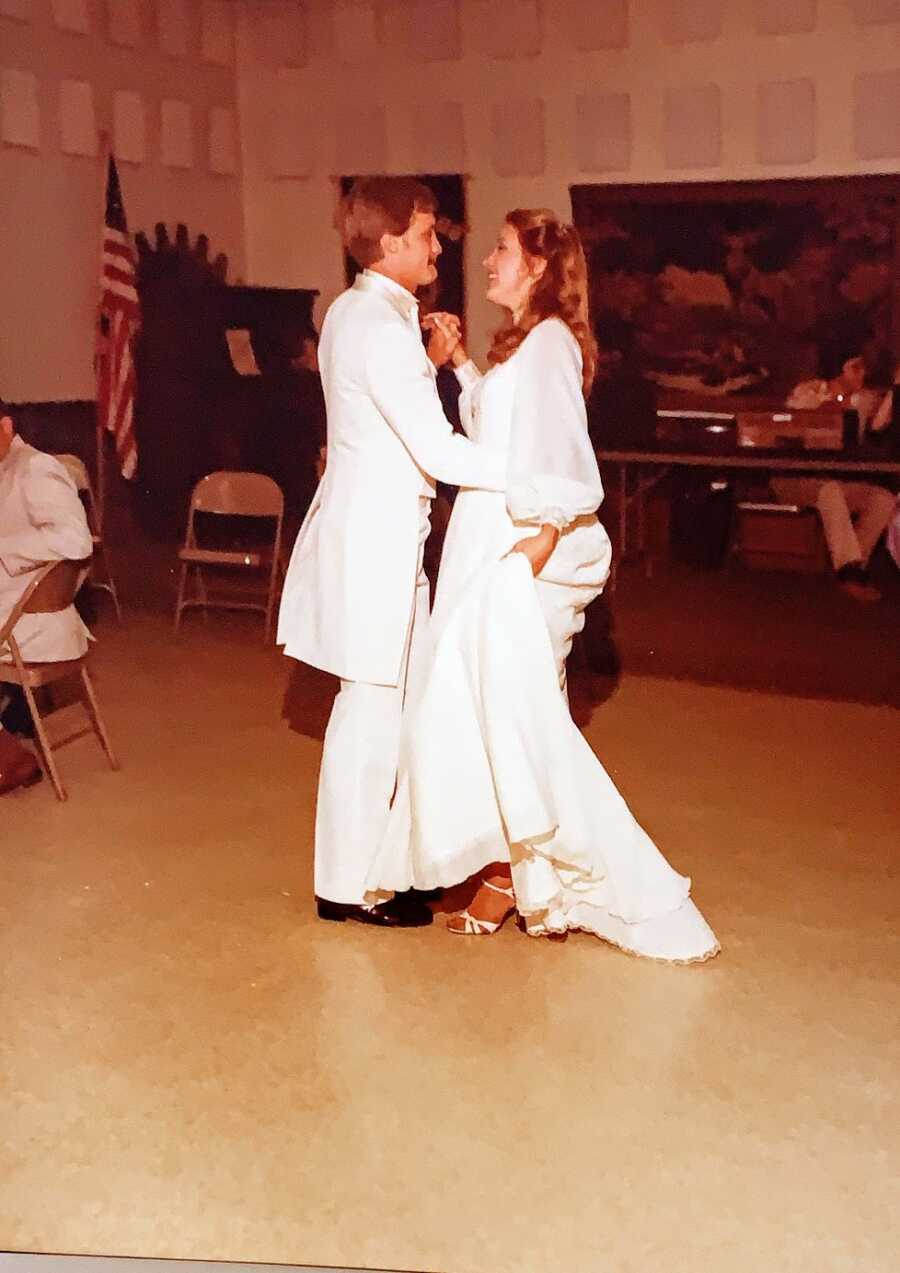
xmin=447 ymin=877 xmax=516 ymax=935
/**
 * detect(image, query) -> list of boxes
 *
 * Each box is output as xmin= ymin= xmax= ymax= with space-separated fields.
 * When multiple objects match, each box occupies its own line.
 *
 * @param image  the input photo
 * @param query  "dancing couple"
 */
xmin=278 ymin=177 xmax=718 ymax=963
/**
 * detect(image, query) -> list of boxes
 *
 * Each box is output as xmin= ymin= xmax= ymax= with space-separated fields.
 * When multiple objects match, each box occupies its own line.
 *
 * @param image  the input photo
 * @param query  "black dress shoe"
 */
xmin=407 ymin=887 xmax=444 ymax=903
xmin=316 ymin=896 xmax=433 ymax=928
xmin=0 ymin=687 xmax=36 ymax=739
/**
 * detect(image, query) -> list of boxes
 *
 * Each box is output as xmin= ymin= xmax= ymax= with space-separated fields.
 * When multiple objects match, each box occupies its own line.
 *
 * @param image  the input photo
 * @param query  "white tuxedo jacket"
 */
xmin=277 ymin=270 xmax=505 ymax=686
xmin=0 ymin=436 xmax=93 ymax=663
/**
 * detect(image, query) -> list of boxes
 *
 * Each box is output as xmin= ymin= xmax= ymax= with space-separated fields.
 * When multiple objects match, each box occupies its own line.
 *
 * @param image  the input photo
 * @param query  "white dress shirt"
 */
xmin=0 ymin=436 xmax=93 ymax=663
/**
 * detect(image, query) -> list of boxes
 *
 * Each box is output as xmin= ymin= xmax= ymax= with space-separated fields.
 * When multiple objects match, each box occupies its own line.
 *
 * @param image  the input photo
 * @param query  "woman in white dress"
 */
xmin=367 ymin=209 xmax=719 ymax=963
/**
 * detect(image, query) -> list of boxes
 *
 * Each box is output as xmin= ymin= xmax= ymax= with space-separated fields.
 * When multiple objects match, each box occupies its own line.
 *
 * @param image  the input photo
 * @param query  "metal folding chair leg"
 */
xmin=174 ymin=560 xmax=189 ymax=632
xmin=79 ymin=666 xmax=119 ymax=770
xmin=196 ymin=566 xmax=210 ymax=624
xmin=94 ymin=541 xmax=122 ymax=621
xmin=19 ymin=677 xmax=67 ymax=802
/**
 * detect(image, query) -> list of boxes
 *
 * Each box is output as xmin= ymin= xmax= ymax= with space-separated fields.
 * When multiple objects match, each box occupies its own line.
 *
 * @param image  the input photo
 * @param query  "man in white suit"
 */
xmin=278 ymin=177 xmax=505 ymax=926
xmin=0 ymin=401 xmax=93 ymax=794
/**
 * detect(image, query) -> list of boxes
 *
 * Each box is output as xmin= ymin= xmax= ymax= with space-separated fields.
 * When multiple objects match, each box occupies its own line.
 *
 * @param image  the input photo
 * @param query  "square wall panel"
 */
xmin=407 ymin=0 xmax=461 ymax=61
xmin=665 ymin=83 xmax=722 ymax=168
xmin=487 ymin=0 xmax=542 ymax=59
xmin=265 ymin=75 xmax=315 ymax=176
xmin=568 ymin=0 xmax=629 ymax=50
xmin=576 ymin=91 xmax=631 ymax=172
xmin=754 ymin=0 xmax=817 ymax=34
xmin=0 ymin=0 xmax=32 ymax=21
xmin=248 ymin=2 xmax=306 ymax=67
xmin=52 ymin=0 xmax=90 ymax=33
xmin=209 ymin=105 xmax=238 ymax=174
xmin=336 ymin=101 xmax=387 ymax=172
xmin=757 ymin=78 xmax=815 ymax=163
xmin=661 ymin=0 xmax=722 ymax=44
xmin=108 ymin=0 xmax=141 ymax=46
xmin=161 ymin=97 xmax=193 ymax=168
xmin=854 ymin=68 xmax=900 ymax=158
xmin=157 ymin=0 xmax=188 ymax=57
xmin=333 ymin=0 xmax=377 ymax=65
xmin=1 ymin=67 xmax=40 ymax=148
xmin=411 ymin=99 xmax=465 ymax=171
xmin=491 ymin=97 xmax=545 ymax=175
xmin=59 ymin=78 xmax=97 ymax=155
xmin=851 ymin=0 xmax=900 ymax=24
xmin=113 ymin=89 xmax=145 ymax=163
xmin=202 ymin=0 xmax=234 ymax=66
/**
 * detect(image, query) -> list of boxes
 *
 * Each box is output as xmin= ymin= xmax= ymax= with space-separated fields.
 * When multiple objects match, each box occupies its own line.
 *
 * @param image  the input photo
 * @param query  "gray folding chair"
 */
xmin=174 ymin=471 xmax=285 ymax=642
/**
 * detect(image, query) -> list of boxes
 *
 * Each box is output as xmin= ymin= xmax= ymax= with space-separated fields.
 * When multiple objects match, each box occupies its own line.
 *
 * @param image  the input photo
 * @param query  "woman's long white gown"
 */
xmin=367 ymin=318 xmax=719 ymax=962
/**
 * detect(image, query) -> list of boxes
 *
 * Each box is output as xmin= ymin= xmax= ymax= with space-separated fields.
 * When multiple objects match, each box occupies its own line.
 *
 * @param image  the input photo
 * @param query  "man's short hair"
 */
xmin=338 ymin=177 xmax=437 ymax=269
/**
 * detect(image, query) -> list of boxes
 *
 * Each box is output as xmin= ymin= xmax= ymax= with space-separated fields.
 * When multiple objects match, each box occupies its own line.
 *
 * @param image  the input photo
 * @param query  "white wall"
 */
xmin=235 ymin=0 xmax=900 ymax=360
xmin=3 ymin=0 xmax=899 ymax=400
xmin=0 ymin=0 xmax=246 ymax=401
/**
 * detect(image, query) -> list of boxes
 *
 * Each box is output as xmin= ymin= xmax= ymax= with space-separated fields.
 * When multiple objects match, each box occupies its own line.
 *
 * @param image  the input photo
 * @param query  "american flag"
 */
xmin=97 ymin=154 xmax=139 ymax=480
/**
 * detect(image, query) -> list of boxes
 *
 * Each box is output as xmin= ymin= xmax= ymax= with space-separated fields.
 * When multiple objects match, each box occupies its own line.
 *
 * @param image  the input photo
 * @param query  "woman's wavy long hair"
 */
xmin=487 ymin=209 xmax=597 ymax=397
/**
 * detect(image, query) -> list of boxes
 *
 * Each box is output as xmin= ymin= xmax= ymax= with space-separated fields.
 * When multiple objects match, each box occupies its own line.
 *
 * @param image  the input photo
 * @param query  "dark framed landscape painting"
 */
xmin=571 ymin=175 xmax=900 ymax=404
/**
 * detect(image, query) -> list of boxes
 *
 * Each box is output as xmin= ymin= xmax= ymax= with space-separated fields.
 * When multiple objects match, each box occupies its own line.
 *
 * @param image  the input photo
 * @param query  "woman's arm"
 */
xmin=423 ymin=312 xmax=483 ymax=437
xmin=449 ymin=342 xmax=483 ymax=439
xmin=512 ymin=523 xmax=560 ymax=575
xmin=507 ymin=321 xmax=604 ymax=569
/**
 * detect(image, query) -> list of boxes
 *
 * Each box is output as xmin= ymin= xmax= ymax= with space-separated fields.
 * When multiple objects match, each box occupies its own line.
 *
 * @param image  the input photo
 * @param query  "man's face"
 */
xmin=0 ymin=415 xmax=14 ymax=462
xmin=384 ymin=210 xmax=441 ymax=292
xmin=840 ymin=357 xmax=866 ymax=395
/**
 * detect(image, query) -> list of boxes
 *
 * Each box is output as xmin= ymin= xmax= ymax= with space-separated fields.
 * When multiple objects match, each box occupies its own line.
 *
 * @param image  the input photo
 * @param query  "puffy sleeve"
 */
xmin=453 ymin=359 xmax=482 ymax=438
xmin=506 ymin=320 xmax=604 ymax=529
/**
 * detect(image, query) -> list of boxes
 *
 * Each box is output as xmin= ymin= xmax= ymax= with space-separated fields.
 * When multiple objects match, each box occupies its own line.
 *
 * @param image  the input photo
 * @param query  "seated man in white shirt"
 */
xmin=771 ymin=347 xmax=898 ymax=602
xmin=0 ymin=400 xmax=93 ymax=794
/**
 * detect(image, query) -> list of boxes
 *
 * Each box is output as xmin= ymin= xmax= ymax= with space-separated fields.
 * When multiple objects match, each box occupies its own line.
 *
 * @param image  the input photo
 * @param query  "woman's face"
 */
xmin=483 ymin=223 xmax=538 ymax=316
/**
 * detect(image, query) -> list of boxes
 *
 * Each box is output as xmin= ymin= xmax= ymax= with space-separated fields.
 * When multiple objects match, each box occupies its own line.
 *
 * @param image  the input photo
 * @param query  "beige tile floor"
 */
xmin=1 ymin=612 xmax=898 ymax=1273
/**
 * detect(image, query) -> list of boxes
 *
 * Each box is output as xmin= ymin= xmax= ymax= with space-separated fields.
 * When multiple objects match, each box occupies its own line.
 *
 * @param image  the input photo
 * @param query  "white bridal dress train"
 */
xmin=367 ymin=319 xmax=719 ymax=962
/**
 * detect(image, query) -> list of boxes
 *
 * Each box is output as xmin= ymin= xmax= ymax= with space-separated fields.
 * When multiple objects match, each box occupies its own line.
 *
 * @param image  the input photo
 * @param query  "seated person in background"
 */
xmin=771 ymin=346 xmax=898 ymax=603
xmin=0 ymin=399 xmax=93 ymax=794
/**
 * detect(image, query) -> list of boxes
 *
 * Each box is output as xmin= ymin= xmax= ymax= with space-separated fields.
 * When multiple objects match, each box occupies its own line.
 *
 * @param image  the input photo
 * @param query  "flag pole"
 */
xmin=95 ymin=130 xmax=111 ymax=536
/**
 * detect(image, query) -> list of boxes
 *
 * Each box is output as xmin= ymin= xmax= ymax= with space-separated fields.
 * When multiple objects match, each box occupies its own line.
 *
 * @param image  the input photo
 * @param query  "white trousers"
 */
xmin=771 ymin=478 xmax=896 ymax=572
xmin=314 ymin=506 xmax=432 ymax=904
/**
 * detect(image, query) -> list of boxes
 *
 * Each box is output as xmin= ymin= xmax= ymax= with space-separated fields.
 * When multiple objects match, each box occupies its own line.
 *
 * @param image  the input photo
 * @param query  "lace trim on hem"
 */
xmin=523 ymin=923 xmax=721 ymax=965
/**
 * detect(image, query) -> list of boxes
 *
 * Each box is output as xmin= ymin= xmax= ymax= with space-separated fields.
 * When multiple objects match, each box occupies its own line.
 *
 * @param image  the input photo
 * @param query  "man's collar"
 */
xmin=355 ymin=269 xmax=419 ymax=321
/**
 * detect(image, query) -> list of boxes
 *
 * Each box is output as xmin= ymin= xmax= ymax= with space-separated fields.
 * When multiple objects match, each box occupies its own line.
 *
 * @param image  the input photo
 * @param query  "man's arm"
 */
xmin=0 ymin=456 xmax=93 ymax=577
xmin=365 ymin=320 xmax=505 ymax=491
xmin=870 ymin=380 xmax=898 ymax=434
xmin=786 ymin=380 xmax=828 ymax=411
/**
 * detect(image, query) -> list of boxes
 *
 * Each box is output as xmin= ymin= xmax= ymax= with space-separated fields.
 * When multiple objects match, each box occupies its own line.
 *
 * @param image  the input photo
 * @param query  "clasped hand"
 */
xmin=422 ymin=312 xmax=468 ymax=369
